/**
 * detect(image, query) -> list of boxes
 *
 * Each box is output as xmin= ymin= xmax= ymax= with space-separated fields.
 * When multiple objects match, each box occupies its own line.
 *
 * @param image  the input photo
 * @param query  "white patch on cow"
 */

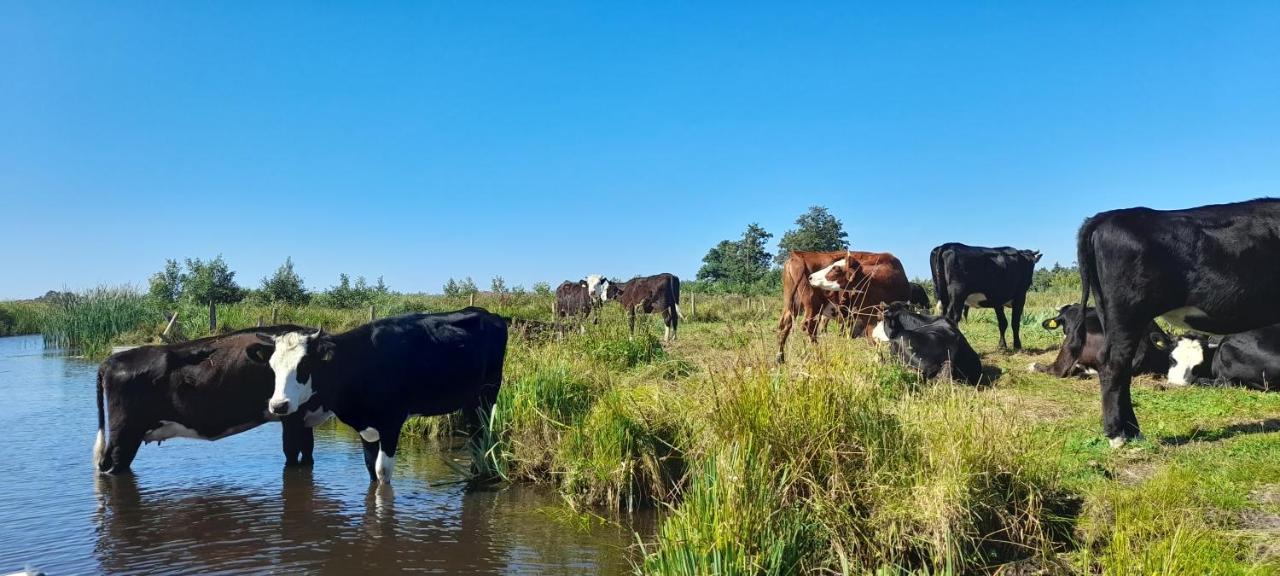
xmin=94 ymin=429 xmax=106 ymax=469
xmin=1083 ymin=367 xmax=1099 ymax=376
xmin=664 ymin=326 xmax=671 ymax=342
xmin=585 ymin=274 xmax=610 ymax=302
xmin=1161 ymin=307 xmax=1213 ymax=331
xmin=359 ymin=427 xmax=381 ymax=443
xmin=964 ymin=292 xmax=989 ymax=307
xmin=1026 ymin=362 xmax=1038 ymax=373
xmin=375 ymin=450 xmax=395 ymax=483
xmin=933 ymin=301 xmax=943 ymax=315
xmin=872 ymin=321 xmax=890 ymax=342
xmin=807 ymin=260 xmax=846 ymax=292
xmin=1167 ymin=338 xmax=1205 ymax=386
xmin=144 ymin=420 xmax=205 ymax=443
xmin=303 ymin=408 xmax=334 ymax=428
xmin=1108 ymin=436 xmax=1127 ymax=449
xmin=267 ymin=331 xmax=316 ymax=416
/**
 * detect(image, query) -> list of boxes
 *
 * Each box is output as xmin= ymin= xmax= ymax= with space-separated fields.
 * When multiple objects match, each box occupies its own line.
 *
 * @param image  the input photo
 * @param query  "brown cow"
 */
xmin=608 ymin=273 xmax=683 ymax=341
xmin=777 ymin=250 xmax=911 ymax=363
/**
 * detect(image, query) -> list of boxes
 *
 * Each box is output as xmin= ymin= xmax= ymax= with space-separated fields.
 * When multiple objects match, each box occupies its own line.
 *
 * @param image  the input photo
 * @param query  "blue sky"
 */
xmin=2 ymin=2 xmax=1277 ymax=299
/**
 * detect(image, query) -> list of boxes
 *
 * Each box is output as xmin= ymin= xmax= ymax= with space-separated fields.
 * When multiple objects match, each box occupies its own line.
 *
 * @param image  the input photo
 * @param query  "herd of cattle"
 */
xmin=92 ymin=198 xmax=1280 ymax=483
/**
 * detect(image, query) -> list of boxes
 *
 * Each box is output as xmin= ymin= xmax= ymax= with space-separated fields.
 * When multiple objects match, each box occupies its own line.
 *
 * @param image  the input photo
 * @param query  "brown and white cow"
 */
xmin=777 ymin=250 xmax=911 ymax=363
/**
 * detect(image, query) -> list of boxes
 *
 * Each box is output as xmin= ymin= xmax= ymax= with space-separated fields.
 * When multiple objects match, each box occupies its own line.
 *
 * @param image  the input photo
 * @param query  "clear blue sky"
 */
xmin=2 ymin=2 xmax=1277 ymax=299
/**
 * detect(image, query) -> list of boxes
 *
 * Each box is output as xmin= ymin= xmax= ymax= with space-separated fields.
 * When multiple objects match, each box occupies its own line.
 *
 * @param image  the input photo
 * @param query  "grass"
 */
xmin=6 ymin=283 xmax=1280 ymax=573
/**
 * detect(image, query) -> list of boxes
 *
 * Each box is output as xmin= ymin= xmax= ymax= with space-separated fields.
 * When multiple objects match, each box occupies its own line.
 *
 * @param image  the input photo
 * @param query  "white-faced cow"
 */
xmin=94 ymin=325 xmax=321 ymax=475
xmin=930 ymin=243 xmax=1042 ymax=350
xmin=608 ymin=273 xmax=683 ymax=342
xmin=777 ymin=250 xmax=911 ymax=363
xmin=1161 ymin=325 xmax=1280 ymax=391
xmin=872 ymin=302 xmax=983 ymax=384
xmin=253 ymin=308 xmax=507 ymax=484
xmin=1072 ymin=198 xmax=1280 ymax=447
xmin=554 ymin=274 xmax=612 ymax=328
xmin=1030 ymin=304 xmax=1170 ymax=378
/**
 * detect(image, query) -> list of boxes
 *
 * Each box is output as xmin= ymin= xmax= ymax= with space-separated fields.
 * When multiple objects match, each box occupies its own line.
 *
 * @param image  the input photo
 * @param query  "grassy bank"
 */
xmin=6 ymin=285 xmax=1279 ymax=573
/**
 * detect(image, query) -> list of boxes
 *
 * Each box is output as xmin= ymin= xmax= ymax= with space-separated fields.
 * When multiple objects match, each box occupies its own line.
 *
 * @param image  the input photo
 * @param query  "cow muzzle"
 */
xmin=269 ymin=399 xmax=291 ymax=415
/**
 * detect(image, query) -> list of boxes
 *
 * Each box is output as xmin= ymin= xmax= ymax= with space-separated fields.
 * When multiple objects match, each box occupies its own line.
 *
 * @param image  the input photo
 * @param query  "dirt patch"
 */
xmin=1113 ymin=459 xmax=1160 ymax=486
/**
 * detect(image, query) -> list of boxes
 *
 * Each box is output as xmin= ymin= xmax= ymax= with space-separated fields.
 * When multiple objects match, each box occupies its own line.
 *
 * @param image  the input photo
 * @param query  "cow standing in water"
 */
xmin=930 ymin=243 xmax=1041 ymax=350
xmin=1072 ymin=198 xmax=1280 ymax=447
xmin=95 ymin=326 xmax=321 ymax=475
xmin=776 ymin=250 xmax=910 ymax=363
xmin=254 ymin=308 xmax=507 ymax=484
xmin=608 ymin=273 xmax=683 ymax=342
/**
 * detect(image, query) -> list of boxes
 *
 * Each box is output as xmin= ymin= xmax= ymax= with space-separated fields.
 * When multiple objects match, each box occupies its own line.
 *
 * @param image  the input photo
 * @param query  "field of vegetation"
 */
xmin=3 ymin=279 xmax=1279 ymax=574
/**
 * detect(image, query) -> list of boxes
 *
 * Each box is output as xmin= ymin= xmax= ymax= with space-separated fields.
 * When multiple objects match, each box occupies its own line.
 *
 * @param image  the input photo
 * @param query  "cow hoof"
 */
xmin=1107 ymin=434 xmax=1144 ymax=449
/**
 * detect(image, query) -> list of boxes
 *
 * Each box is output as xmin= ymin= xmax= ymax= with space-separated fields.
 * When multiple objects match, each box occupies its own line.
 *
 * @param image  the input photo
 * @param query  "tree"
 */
xmin=490 ymin=276 xmax=508 ymax=295
xmin=260 ymin=257 xmax=309 ymax=305
xmin=443 ymin=278 xmax=462 ymax=297
xmin=181 ymin=255 xmax=242 ymax=304
xmin=697 ymin=223 xmax=774 ymax=288
xmin=775 ymin=206 xmax=849 ymax=265
xmin=532 ymin=281 xmax=552 ymax=297
xmin=148 ymin=259 xmax=183 ymax=303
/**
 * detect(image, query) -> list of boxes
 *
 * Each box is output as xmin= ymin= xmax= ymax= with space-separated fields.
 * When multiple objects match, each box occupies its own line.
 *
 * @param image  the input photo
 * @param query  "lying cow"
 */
xmin=931 ymin=243 xmax=1041 ymax=350
xmin=255 ymin=308 xmax=507 ymax=484
xmin=777 ymin=250 xmax=910 ymax=362
xmin=1163 ymin=325 xmax=1280 ymax=391
xmin=95 ymin=325 xmax=320 ymax=475
xmin=608 ymin=273 xmax=683 ymax=341
xmin=872 ymin=302 xmax=982 ymax=384
xmin=1031 ymin=304 xmax=1170 ymax=378
xmin=1073 ymin=198 xmax=1280 ymax=446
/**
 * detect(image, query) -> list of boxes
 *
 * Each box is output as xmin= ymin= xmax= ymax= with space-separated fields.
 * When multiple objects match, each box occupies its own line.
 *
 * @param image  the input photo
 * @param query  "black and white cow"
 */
xmin=95 ymin=325 xmax=320 ymax=475
xmin=554 ymin=274 xmax=612 ymax=326
xmin=930 ymin=243 xmax=1042 ymax=350
xmin=872 ymin=302 xmax=983 ymax=384
xmin=1072 ymin=198 xmax=1280 ymax=446
xmin=1031 ymin=304 xmax=1170 ymax=378
xmin=253 ymin=308 xmax=507 ymax=484
xmin=1162 ymin=325 xmax=1280 ymax=391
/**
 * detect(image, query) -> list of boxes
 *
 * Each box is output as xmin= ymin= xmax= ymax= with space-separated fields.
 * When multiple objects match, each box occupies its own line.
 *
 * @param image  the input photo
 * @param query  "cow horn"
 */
xmin=310 ymin=328 xmax=322 ymax=339
xmin=255 ymin=333 xmax=274 ymax=344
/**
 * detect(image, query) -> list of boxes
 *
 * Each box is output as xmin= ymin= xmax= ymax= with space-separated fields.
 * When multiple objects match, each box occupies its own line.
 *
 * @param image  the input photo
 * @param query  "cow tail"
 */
xmin=929 ymin=245 xmax=947 ymax=315
xmin=94 ymin=365 xmax=107 ymax=469
xmin=1069 ymin=217 xmax=1100 ymax=357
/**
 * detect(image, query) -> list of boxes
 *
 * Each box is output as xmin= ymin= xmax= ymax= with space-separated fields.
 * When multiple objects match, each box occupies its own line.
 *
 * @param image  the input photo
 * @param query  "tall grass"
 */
xmin=0 ymin=301 xmax=45 ymax=336
xmin=37 ymin=287 xmax=157 ymax=357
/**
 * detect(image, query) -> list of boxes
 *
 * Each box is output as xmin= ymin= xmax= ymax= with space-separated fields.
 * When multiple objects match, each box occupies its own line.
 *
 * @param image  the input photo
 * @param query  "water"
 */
xmin=0 ymin=335 xmax=647 ymax=574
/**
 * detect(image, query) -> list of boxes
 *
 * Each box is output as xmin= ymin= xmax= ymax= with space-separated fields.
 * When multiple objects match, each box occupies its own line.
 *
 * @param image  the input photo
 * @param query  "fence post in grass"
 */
xmin=208 ymin=300 xmax=217 ymax=332
xmin=271 ymin=307 xmax=278 ymax=324
xmin=689 ymin=292 xmax=695 ymax=320
xmin=369 ymin=304 xmax=376 ymax=322
xmin=257 ymin=316 xmax=263 ymax=327
xmin=469 ymin=293 xmax=475 ymax=307
xmin=161 ymin=311 xmax=179 ymax=342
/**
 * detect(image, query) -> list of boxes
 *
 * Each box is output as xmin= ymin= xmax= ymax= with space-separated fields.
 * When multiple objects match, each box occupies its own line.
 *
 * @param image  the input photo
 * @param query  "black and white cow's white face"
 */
xmin=585 ymin=274 xmax=611 ymax=302
xmin=262 ymin=331 xmax=328 ymax=416
xmin=1162 ymin=335 xmax=1215 ymax=386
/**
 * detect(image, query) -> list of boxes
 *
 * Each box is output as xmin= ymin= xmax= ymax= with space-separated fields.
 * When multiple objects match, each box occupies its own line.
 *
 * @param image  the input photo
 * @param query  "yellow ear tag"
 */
xmin=1046 ymin=320 xmax=1058 ymax=329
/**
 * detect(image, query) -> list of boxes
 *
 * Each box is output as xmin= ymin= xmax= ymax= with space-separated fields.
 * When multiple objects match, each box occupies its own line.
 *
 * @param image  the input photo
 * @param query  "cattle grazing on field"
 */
xmin=253 ymin=308 xmax=507 ymax=483
xmin=95 ymin=325 xmax=320 ymax=475
xmin=777 ymin=250 xmax=911 ymax=363
xmin=609 ymin=273 xmax=683 ymax=341
xmin=1071 ymin=198 xmax=1280 ymax=446
xmin=1161 ymin=325 xmax=1280 ymax=391
xmin=930 ymin=243 xmax=1042 ymax=350
xmin=1031 ymin=304 xmax=1170 ymax=378
xmin=872 ymin=302 xmax=983 ymax=384
xmin=908 ymin=282 xmax=931 ymax=310
xmin=555 ymin=280 xmax=595 ymax=326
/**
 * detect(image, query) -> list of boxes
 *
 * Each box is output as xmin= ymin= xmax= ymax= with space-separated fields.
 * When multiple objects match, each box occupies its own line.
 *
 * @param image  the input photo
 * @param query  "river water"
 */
xmin=0 ymin=335 xmax=646 ymax=574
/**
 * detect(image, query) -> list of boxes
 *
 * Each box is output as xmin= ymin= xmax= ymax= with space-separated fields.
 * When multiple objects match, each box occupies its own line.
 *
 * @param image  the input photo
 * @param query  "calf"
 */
xmin=95 ymin=326 xmax=319 ymax=475
xmin=1163 ymin=326 xmax=1280 ymax=391
xmin=872 ymin=302 xmax=983 ymax=384
xmin=255 ymin=308 xmax=507 ymax=484
xmin=777 ymin=250 xmax=910 ymax=362
xmin=609 ymin=273 xmax=683 ymax=341
xmin=1031 ymin=304 xmax=1170 ymax=378
xmin=908 ymin=282 xmax=931 ymax=310
xmin=931 ymin=243 xmax=1041 ymax=350
xmin=1072 ymin=198 xmax=1280 ymax=446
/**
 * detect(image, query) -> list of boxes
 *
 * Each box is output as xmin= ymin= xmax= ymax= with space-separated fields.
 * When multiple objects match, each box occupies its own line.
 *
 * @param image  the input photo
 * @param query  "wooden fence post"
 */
xmin=257 ymin=316 xmax=264 ymax=327
xmin=689 ymin=292 xmax=695 ymax=320
xmin=208 ymin=301 xmax=217 ymax=332
xmin=271 ymin=307 xmax=279 ymax=324
xmin=469 ymin=293 xmax=475 ymax=307
xmin=161 ymin=311 xmax=179 ymax=341
xmin=369 ymin=304 xmax=376 ymax=322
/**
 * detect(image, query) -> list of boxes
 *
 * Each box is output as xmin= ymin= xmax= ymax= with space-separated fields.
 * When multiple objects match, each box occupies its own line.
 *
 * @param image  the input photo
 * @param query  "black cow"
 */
xmin=1031 ymin=304 xmax=1170 ymax=378
xmin=251 ymin=308 xmax=507 ymax=484
xmin=873 ymin=302 xmax=983 ymax=384
xmin=930 ymin=243 xmax=1042 ymax=350
xmin=95 ymin=325 xmax=319 ymax=475
xmin=1162 ymin=326 xmax=1280 ymax=391
xmin=609 ymin=273 xmax=683 ymax=341
xmin=1072 ymin=198 xmax=1280 ymax=446
xmin=908 ymin=282 xmax=931 ymax=310
xmin=554 ymin=274 xmax=610 ymax=328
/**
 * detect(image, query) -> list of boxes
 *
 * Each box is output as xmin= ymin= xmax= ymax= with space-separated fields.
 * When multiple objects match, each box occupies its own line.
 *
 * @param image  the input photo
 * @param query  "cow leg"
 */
xmin=361 ymin=438 xmax=381 ymax=482
xmin=777 ymin=308 xmax=794 ymax=363
xmin=1011 ymin=297 xmax=1027 ymax=350
xmin=944 ymin=290 xmax=965 ymax=324
xmin=627 ymin=307 xmax=637 ymax=339
xmin=281 ymin=414 xmax=312 ymax=467
xmin=993 ymin=306 xmax=1010 ymax=350
xmin=1100 ymin=326 xmax=1143 ymax=446
xmin=375 ymin=426 xmax=403 ymax=484
xmin=667 ymin=306 xmax=678 ymax=341
xmin=103 ymin=427 xmax=144 ymax=475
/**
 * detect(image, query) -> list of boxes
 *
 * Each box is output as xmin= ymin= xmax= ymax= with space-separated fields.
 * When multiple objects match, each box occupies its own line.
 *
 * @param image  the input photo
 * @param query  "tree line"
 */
xmin=693 ymin=206 xmax=850 ymax=295
xmin=147 ymin=256 xmax=390 ymax=309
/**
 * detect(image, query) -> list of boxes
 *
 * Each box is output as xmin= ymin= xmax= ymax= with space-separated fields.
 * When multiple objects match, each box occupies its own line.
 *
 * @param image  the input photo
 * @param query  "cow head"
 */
xmin=808 ymin=254 xmax=863 ymax=293
xmin=873 ymin=301 xmax=912 ymax=342
xmin=1157 ymin=333 xmax=1217 ymax=386
xmin=585 ymin=274 xmax=612 ymax=302
xmin=1042 ymin=304 xmax=1076 ymax=331
xmin=1022 ymin=250 xmax=1043 ymax=264
xmin=248 ymin=330 xmax=335 ymax=416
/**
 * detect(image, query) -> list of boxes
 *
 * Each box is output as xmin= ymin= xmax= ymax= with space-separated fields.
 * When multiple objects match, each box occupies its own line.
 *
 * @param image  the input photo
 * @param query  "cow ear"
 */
xmin=1043 ymin=318 xmax=1059 ymax=330
xmin=1206 ymin=339 xmax=1220 ymax=350
xmin=316 ymin=339 xmax=335 ymax=362
xmin=246 ymin=343 xmax=273 ymax=364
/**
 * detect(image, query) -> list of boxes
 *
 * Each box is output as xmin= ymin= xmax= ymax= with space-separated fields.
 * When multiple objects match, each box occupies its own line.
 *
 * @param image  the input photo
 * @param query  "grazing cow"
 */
xmin=1162 ymin=326 xmax=1280 ymax=391
xmin=872 ymin=302 xmax=983 ymax=384
xmin=610 ymin=273 xmax=683 ymax=341
xmin=908 ymin=282 xmax=931 ymax=310
xmin=254 ymin=308 xmax=507 ymax=483
xmin=1071 ymin=198 xmax=1280 ymax=446
xmin=777 ymin=250 xmax=910 ymax=362
xmin=930 ymin=243 xmax=1042 ymax=350
xmin=94 ymin=325 xmax=320 ymax=475
xmin=1031 ymin=304 xmax=1170 ymax=378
